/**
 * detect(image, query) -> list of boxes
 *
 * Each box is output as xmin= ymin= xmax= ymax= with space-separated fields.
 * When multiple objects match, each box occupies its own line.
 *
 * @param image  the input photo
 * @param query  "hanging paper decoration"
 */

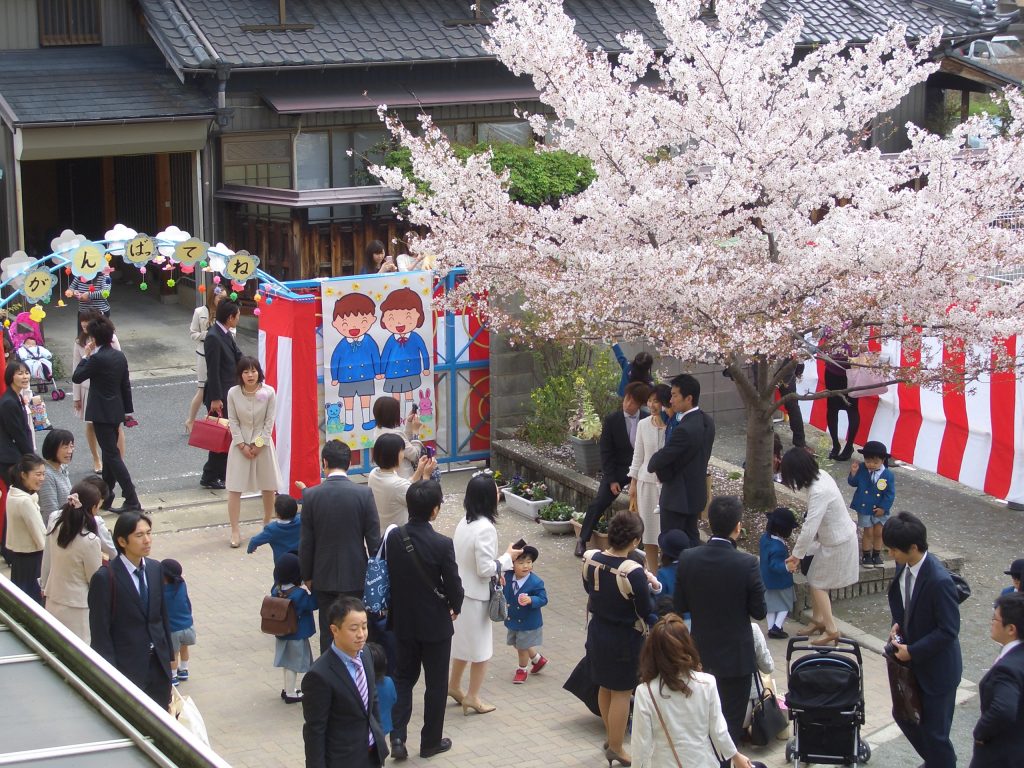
xmin=22 ymin=269 xmax=54 ymax=303
xmin=124 ymin=235 xmax=156 ymax=267
xmin=70 ymin=243 xmax=105 ymax=279
xmin=174 ymin=238 xmax=208 ymax=270
xmin=223 ymin=250 xmax=260 ymax=284
xmin=140 ymin=282 xmax=148 ymax=291
xmin=29 ymin=305 xmax=45 ymax=322
xmin=167 ymin=279 xmax=176 ymax=288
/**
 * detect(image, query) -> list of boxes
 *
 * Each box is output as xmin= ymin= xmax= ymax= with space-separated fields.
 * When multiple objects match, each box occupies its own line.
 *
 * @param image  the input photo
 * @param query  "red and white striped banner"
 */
xmin=258 ymin=295 xmax=321 ymax=495
xmin=799 ymin=336 xmax=1024 ymax=504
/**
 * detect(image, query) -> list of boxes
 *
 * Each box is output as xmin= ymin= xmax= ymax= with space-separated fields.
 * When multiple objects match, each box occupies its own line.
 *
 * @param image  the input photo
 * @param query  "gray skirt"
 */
xmin=765 ymin=586 xmax=794 ymax=614
xmin=274 ymin=638 xmax=313 ymax=673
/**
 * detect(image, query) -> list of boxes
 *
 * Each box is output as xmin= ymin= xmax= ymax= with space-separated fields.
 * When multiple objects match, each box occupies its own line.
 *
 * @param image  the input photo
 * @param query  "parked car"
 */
xmin=959 ymin=38 xmax=1023 ymax=65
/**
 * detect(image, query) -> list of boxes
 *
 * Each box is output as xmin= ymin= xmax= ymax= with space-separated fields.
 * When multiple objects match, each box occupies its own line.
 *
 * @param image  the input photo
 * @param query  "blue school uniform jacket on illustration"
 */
xmin=848 ymin=464 xmax=896 ymax=516
xmin=163 ymin=582 xmax=194 ymax=632
xmin=330 ymin=336 xmax=381 ymax=384
xmin=759 ymin=534 xmax=794 ymax=591
xmin=380 ymin=333 xmax=430 ymax=380
xmin=271 ymin=584 xmax=318 ymax=641
xmin=502 ymin=572 xmax=547 ymax=631
xmin=247 ymin=515 xmax=302 ymax=563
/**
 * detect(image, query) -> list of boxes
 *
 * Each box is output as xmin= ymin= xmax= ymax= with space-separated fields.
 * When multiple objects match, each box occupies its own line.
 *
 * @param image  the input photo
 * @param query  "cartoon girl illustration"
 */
xmin=377 ymin=287 xmax=430 ymax=418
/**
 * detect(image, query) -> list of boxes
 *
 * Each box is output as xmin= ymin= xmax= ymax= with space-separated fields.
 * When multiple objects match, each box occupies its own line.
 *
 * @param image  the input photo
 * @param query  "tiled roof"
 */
xmin=138 ymin=0 xmax=1015 ymax=72
xmin=0 ymin=46 xmax=215 ymax=127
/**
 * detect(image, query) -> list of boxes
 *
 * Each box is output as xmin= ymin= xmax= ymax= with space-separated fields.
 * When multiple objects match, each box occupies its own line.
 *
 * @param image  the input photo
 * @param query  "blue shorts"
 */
xmin=857 ymin=512 xmax=889 ymax=529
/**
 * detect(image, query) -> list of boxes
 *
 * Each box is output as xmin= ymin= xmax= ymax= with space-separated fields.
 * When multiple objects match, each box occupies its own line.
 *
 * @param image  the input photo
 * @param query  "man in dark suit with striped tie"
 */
xmin=302 ymin=597 xmax=388 ymax=768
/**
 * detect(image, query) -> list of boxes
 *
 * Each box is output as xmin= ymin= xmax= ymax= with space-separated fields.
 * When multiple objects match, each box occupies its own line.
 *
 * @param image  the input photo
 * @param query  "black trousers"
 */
xmin=95 ymin=421 xmax=138 ymax=505
xmin=824 ymin=369 xmax=859 ymax=448
xmin=777 ymin=381 xmax=806 ymax=447
xmin=9 ymin=549 xmax=43 ymax=604
xmin=579 ymin=478 xmax=621 ymax=545
xmin=141 ymin=651 xmax=172 ymax=708
xmin=315 ymin=589 xmax=362 ymax=655
xmin=894 ymin=686 xmax=957 ymax=768
xmin=660 ymin=511 xmax=700 ymax=546
xmin=711 ymin=672 xmax=752 ymax=749
xmin=392 ymin=635 xmax=451 ymax=750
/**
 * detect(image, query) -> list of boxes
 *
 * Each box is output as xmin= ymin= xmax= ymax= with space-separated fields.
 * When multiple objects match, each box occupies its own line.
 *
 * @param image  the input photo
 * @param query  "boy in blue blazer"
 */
xmin=247 ymin=496 xmax=301 ymax=564
xmin=502 ymin=545 xmax=548 ymax=684
xmin=848 ymin=440 xmax=896 ymax=566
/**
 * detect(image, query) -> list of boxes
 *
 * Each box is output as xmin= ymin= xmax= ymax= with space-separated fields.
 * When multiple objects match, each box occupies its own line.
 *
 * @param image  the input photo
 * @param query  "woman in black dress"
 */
xmin=0 ymin=360 xmax=34 ymax=565
xmin=582 ymin=511 xmax=659 ymax=766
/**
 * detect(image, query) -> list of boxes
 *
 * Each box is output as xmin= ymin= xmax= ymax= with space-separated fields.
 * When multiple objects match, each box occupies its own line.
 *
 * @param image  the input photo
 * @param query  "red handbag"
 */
xmin=188 ymin=416 xmax=232 ymax=453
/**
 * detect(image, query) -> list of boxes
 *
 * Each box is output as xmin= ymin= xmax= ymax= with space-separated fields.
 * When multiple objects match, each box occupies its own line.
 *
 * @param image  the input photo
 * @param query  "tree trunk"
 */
xmin=741 ymin=397 xmax=778 ymax=510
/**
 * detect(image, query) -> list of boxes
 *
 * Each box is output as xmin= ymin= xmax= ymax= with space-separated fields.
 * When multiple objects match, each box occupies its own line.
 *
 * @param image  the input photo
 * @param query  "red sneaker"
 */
xmin=530 ymin=655 xmax=548 ymax=674
xmin=512 ymin=668 xmax=528 ymax=684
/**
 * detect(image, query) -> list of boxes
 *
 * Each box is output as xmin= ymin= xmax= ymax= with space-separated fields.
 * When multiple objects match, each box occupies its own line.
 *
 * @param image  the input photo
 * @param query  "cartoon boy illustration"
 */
xmin=377 ymin=287 xmax=430 ymax=419
xmin=330 ymin=292 xmax=380 ymax=431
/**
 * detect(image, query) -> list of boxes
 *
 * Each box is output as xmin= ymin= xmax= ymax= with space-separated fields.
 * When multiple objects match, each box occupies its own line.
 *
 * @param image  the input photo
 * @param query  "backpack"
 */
xmin=363 ymin=524 xmax=397 ymax=615
xmin=582 ymin=549 xmax=648 ymax=635
xmin=260 ymin=587 xmax=297 ymax=636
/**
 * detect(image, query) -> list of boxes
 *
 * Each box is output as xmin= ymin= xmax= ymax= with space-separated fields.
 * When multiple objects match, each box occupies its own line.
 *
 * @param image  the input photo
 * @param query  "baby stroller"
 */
xmin=784 ymin=636 xmax=871 ymax=766
xmin=9 ymin=312 xmax=65 ymax=400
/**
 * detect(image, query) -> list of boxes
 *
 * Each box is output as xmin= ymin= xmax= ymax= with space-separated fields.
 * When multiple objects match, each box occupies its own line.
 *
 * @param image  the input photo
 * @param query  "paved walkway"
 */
xmin=53 ymin=469 xmax=967 ymax=768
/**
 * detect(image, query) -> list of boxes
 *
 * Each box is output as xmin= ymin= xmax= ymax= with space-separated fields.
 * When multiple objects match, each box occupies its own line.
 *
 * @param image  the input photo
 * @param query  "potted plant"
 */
xmin=503 ymin=475 xmax=553 ymax=520
xmin=568 ymin=376 xmax=603 ymax=475
xmin=570 ymin=508 xmax=611 ymax=550
xmin=538 ymin=500 xmax=576 ymax=535
xmin=492 ymin=469 xmax=507 ymax=499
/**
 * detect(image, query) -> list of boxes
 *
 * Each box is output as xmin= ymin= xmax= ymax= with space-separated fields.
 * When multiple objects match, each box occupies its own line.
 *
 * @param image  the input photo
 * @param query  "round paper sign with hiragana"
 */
xmin=124 ymin=235 xmax=156 ymax=266
xmin=174 ymin=238 xmax=208 ymax=267
xmin=22 ymin=269 xmax=53 ymax=303
xmin=223 ymin=250 xmax=260 ymax=283
xmin=71 ymin=243 xmax=105 ymax=279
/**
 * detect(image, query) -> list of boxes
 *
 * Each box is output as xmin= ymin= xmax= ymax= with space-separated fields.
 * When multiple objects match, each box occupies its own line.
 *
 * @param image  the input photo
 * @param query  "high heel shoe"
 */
xmin=810 ymin=630 xmax=840 ymax=646
xmin=605 ymin=748 xmax=631 ymax=766
xmin=837 ymin=444 xmax=854 ymax=461
xmin=447 ymin=687 xmax=464 ymax=705
xmin=797 ymin=620 xmax=826 ymax=636
xmin=462 ymin=697 xmax=496 ymax=715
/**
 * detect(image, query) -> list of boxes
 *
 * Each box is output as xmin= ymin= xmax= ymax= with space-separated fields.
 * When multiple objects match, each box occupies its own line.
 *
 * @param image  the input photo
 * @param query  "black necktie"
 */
xmin=136 ymin=564 xmax=149 ymax=610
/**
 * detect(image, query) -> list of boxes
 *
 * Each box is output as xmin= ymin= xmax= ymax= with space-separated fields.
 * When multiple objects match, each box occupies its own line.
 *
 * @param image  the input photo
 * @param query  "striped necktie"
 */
xmin=352 ymin=654 xmax=373 ymax=747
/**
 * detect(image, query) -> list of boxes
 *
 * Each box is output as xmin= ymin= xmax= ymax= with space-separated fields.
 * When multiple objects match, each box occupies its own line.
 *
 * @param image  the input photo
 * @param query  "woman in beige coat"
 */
xmin=6 ymin=454 xmax=47 ymax=603
xmin=781 ymin=448 xmax=860 ymax=646
xmin=41 ymin=482 xmax=103 ymax=642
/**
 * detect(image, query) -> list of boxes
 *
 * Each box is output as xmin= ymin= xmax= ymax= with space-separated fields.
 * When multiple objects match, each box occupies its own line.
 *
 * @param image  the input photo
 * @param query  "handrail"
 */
xmin=0 ymin=574 xmax=231 ymax=768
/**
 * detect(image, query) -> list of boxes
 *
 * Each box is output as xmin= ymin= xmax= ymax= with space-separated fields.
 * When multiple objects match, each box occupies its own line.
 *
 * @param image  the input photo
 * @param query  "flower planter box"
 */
xmin=569 ymin=435 xmax=602 ymax=475
xmin=539 ymin=519 xmax=574 ymax=535
xmin=570 ymin=519 xmax=608 ymax=550
xmin=503 ymin=490 xmax=553 ymax=521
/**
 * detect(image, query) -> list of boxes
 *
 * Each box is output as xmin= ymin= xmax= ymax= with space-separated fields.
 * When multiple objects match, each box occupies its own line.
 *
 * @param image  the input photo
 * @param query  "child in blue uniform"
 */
xmin=848 ymin=440 xmax=896 ymax=566
xmin=161 ymin=559 xmax=196 ymax=684
xmin=269 ymin=553 xmax=318 ymax=703
xmin=502 ymin=544 xmax=548 ymax=684
xmin=759 ymin=507 xmax=798 ymax=639
xmin=247 ymin=495 xmax=301 ymax=564
xmin=367 ymin=642 xmax=396 ymax=740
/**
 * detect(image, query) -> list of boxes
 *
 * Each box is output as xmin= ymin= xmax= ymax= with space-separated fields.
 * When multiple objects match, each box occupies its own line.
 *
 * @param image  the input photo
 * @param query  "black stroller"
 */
xmin=784 ymin=636 xmax=871 ymax=766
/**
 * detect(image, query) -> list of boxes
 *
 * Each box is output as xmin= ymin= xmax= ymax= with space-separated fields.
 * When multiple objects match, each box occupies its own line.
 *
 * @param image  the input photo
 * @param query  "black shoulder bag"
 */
xmin=398 ymin=526 xmax=448 ymax=603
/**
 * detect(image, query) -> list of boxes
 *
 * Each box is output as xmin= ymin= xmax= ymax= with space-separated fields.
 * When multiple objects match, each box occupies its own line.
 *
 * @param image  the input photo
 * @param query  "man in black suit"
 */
xmin=300 ymin=440 xmax=381 ymax=654
xmin=87 ymin=512 xmax=173 ymax=706
xmin=648 ymin=373 xmax=715 ymax=543
xmin=972 ymin=592 xmax=1024 ymax=767
xmin=199 ymin=299 xmax=242 ymax=490
xmin=575 ymin=381 xmax=650 ymax=557
xmin=71 ymin=316 xmax=141 ymax=512
xmin=385 ymin=480 xmax=464 ymax=761
xmin=302 ymin=596 xmax=389 ymax=768
xmin=883 ymin=512 xmax=962 ymax=768
xmin=674 ymin=495 xmax=767 ymax=749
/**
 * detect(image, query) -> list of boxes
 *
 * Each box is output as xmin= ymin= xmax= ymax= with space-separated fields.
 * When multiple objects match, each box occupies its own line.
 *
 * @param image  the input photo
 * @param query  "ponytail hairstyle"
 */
xmin=54 ymin=481 xmax=100 ymax=549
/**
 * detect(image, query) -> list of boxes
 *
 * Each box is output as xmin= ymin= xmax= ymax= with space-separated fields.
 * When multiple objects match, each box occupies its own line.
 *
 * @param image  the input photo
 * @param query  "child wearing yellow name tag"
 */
xmin=848 ymin=440 xmax=895 ymax=567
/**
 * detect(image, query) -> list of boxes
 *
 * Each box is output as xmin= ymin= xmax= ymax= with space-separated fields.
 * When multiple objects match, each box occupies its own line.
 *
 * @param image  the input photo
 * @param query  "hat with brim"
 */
xmin=658 ymin=529 xmax=691 ymax=561
xmin=517 ymin=545 xmax=539 ymax=562
xmin=1005 ymin=558 xmax=1024 ymax=577
xmin=766 ymin=507 xmax=799 ymax=537
xmin=859 ymin=441 xmax=890 ymax=459
xmin=273 ymin=552 xmax=302 ymax=586
xmin=160 ymin=558 xmax=184 ymax=584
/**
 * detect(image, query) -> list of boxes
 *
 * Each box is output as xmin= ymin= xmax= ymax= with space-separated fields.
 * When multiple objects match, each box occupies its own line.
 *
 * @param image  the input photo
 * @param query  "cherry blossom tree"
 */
xmin=372 ymin=0 xmax=1024 ymax=509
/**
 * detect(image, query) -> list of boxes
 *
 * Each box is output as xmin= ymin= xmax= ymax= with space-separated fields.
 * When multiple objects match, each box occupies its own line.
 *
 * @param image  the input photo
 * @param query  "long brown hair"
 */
xmin=76 ymin=309 xmax=102 ymax=347
xmin=637 ymin=613 xmax=701 ymax=697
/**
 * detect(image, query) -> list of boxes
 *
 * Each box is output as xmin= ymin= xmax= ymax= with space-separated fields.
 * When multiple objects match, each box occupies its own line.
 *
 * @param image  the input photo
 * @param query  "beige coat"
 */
xmin=5 ymin=487 xmax=45 ymax=553
xmin=792 ymin=473 xmax=860 ymax=590
xmin=42 ymin=530 xmax=102 ymax=609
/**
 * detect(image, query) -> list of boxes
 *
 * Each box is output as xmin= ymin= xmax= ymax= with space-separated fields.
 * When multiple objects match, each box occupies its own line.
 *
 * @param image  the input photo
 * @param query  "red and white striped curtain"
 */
xmin=799 ymin=336 xmax=1024 ymax=505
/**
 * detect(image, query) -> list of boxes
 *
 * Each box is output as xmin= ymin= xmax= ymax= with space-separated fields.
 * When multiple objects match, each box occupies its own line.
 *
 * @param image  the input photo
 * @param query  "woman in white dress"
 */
xmin=185 ymin=288 xmax=225 ymax=433
xmin=449 ymin=472 xmax=521 ymax=715
xmin=72 ymin=310 xmax=123 ymax=473
xmin=628 ymin=384 xmax=672 ymax=564
xmin=225 ymin=357 xmax=282 ymax=548
xmin=780 ymin=448 xmax=860 ymax=647
xmin=41 ymin=482 xmax=103 ymax=642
